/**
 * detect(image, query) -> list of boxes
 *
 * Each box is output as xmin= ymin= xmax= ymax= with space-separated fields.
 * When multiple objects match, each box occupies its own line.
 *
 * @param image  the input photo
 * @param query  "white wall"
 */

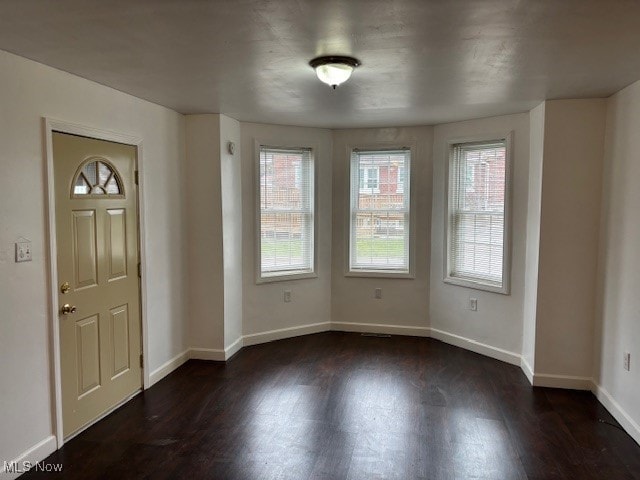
xmin=521 ymin=102 xmax=545 ymax=373
xmin=594 ymin=80 xmax=640 ymax=441
xmin=185 ymin=115 xmax=224 ymax=351
xmin=240 ymin=123 xmax=333 ymax=338
xmin=430 ymin=114 xmax=530 ymax=356
xmin=533 ymin=99 xmax=606 ymax=378
xmin=186 ymin=114 xmax=243 ymax=355
xmin=331 ymin=127 xmax=432 ymax=332
xmin=0 ymin=50 xmax=187 ymax=465
xmin=219 ymin=115 xmax=243 ymax=349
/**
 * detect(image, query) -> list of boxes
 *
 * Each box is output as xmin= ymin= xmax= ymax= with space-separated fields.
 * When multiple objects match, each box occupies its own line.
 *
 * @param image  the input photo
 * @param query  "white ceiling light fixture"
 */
xmin=309 ymin=56 xmax=361 ymax=89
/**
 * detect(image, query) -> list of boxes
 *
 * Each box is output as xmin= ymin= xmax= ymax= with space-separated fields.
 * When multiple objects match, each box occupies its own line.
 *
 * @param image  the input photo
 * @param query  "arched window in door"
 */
xmin=72 ymin=158 xmax=124 ymax=197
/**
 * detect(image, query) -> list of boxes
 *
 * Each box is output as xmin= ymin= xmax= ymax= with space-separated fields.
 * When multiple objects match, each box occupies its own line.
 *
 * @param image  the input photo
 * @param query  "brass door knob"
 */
xmin=60 ymin=282 xmax=71 ymax=294
xmin=61 ymin=304 xmax=77 ymax=315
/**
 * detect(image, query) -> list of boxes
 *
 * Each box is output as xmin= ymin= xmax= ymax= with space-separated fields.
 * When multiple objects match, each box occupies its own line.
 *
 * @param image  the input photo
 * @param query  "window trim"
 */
xmin=345 ymin=143 xmax=416 ymax=279
xmin=443 ymin=132 xmax=513 ymax=294
xmin=254 ymin=141 xmax=318 ymax=284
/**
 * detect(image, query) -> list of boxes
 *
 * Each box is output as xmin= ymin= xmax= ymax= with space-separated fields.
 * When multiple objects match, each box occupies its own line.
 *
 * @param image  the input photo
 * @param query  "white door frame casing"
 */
xmin=43 ymin=118 xmax=150 ymax=448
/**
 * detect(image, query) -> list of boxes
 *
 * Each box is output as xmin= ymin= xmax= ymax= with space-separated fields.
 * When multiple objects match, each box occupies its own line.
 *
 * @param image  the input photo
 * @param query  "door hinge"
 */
xmin=137 ymin=262 xmax=141 ymax=278
xmin=134 ymin=170 xmax=139 ymax=185
xmin=139 ymin=354 xmax=144 ymax=368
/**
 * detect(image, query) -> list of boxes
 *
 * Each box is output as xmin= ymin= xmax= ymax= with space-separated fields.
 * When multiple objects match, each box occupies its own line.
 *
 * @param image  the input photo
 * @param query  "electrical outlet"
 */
xmin=469 ymin=298 xmax=478 ymax=311
xmin=15 ymin=241 xmax=32 ymax=263
xmin=283 ymin=290 xmax=292 ymax=303
xmin=624 ymin=352 xmax=631 ymax=371
xmin=374 ymin=288 xmax=382 ymax=299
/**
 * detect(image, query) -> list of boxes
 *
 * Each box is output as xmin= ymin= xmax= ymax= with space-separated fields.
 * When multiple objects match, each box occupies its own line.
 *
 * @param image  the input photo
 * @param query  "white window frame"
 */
xmin=255 ymin=142 xmax=317 ymax=283
xmin=444 ymin=133 xmax=513 ymax=294
xmin=346 ymin=145 xmax=415 ymax=278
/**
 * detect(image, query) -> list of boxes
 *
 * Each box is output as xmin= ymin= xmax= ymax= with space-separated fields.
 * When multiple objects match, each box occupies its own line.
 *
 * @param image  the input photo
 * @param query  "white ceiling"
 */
xmin=1 ymin=0 xmax=640 ymax=128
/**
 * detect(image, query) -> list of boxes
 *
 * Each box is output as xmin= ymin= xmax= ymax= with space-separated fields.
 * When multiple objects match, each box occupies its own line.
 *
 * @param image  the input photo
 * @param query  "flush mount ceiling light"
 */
xmin=309 ymin=55 xmax=361 ymax=89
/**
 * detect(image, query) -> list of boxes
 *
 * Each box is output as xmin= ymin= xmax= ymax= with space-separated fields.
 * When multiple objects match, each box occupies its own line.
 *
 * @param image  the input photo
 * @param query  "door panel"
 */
xmin=75 ymin=315 xmax=101 ymax=397
xmin=54 ymin=132 xmax=142 ymax=438
xmin=106 ymin=209 xmax=127 ymax=280
xmin=110 ymin=304 xmax=130 ymax=378
xmin=72 ymin=210 xmax=98 ymax=289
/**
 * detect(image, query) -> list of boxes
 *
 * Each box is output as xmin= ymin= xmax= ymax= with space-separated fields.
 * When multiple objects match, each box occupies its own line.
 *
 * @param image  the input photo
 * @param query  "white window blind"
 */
xmin=350 ymin=148 xmax=411 ymax=273
xmin=447 ymin=140 xmax=508 ymax=290
xmin=259 ymin=146 xmax=314 ymax=278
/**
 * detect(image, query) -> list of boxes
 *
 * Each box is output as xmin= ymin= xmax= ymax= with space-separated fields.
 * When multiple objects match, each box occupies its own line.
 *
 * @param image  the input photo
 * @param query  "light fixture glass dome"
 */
xmin=309 ymin=56 xmax=361 ymax=89
xmin=315 ymin=63 xmax=354 ymax=87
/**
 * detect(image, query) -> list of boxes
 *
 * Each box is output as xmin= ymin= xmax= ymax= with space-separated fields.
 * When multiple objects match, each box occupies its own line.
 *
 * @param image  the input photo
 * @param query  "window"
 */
xmin=72 ymin=158 xmax=123 ymax=196
xmin=445 ymin=138 xmax=511 ymax=293
xmin=349 ymin=148 xmax=411 ymax=275
xmin=258 ymin=146 xmax=315 ymax=280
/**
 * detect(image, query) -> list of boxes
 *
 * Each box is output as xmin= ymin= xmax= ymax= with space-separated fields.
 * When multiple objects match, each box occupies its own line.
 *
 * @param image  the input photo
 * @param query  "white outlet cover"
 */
xmin=469 ymin=298 xmax=478 ymax=311
xmin=15 ymin=241 xmax=32 ymax=262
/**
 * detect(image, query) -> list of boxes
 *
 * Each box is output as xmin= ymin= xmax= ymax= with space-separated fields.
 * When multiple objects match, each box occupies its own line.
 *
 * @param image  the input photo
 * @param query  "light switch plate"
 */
xmin=15 ymin=241 xmax=32 ymax=262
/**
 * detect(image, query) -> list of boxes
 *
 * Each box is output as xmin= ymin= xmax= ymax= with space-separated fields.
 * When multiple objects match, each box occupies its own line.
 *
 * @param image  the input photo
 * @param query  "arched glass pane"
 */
xmin=74 ymin=176 xmax=89 ymax=194
xmin=73 ymin=160 xmax=123 ymax=196
xmin=98 ymin=162 xmax=111 ymax=185
xmin=105 ymin=177 xmax=120 ymax=194
xmin=82 ymin=162 xmax=97 ymax=185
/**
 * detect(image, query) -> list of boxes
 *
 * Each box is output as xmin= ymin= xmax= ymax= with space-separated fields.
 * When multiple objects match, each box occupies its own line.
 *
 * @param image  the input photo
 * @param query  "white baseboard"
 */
xmin=224 ymin=337 xmax=244 ymax=359
xmin=530 ymin=372 xmax=593 ymax=390
xmin=429 ymin=327 xmax=521 ymax=366
xmin=189 ymin=347 xmax=226 ymax=361
xmin=331 ymin=321 xmax=430 ymax=337
xmin=1 ymin=435 xmax=57 ymax=479
xmin=519 ymin=357 xmax=593 ymax=391
xmin=189 ymin=336 xmax=244 ymax=362
xmin=520 ymin=357 xmax=534 ymax=384
xmin=190 ymin=336 xmax=244 ymax=362
xmin=148 ymin=349 xmax=190 ymax=387
xmin=593 ymin=383 xmax=640 ymax=446
xmin=242 ymin=321 xmax=331 ymax=347
xmin=521 ymin=370 xmax=640 ymax=444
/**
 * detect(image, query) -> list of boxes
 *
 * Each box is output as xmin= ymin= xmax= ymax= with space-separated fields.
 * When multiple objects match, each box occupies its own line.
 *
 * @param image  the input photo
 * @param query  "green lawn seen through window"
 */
xmin=261 ymin=237 xmax=405 ymax=258
xmin=355 ymin=237 xmax=405 ymax=257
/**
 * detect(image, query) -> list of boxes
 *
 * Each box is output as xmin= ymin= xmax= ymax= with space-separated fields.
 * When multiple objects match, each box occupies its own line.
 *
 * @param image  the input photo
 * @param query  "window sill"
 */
xmin=443 ymin=275 xmax=509 ymax=295
xmin=346 ymin=270 xmax=414 ymax=279
xmin=256 ymin=270 xmax=317 ymax=284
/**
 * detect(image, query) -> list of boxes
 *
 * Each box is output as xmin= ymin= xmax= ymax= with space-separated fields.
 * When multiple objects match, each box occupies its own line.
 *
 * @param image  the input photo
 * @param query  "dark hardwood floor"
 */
xmin=25 ymin=332 xmax=640 ymax=479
